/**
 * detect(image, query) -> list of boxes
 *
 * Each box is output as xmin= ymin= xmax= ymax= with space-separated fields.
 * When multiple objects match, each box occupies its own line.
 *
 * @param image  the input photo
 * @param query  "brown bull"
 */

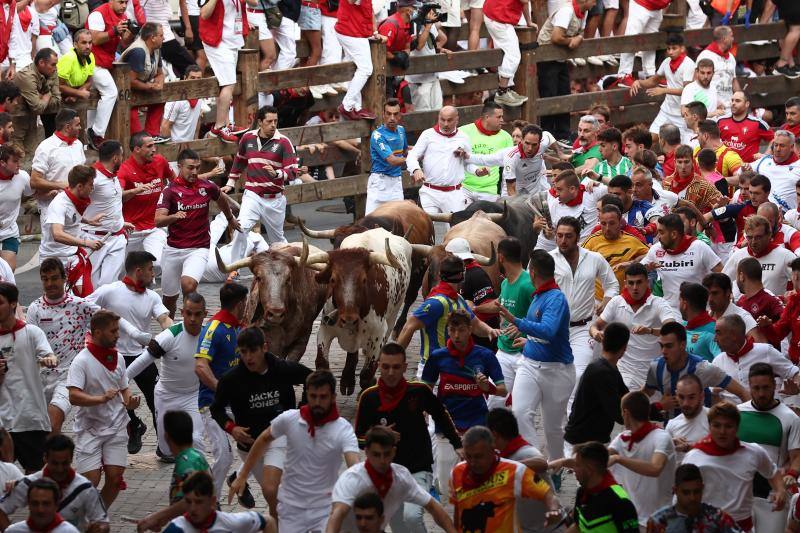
xmin=215 ymin=242 xmax=327 ymax=361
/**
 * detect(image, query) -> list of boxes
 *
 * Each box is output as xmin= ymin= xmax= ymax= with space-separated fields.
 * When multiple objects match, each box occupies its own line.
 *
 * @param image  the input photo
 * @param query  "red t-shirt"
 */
xmin=737 ymin=288 xmax=784 ymax=322
xmin=718 ymin=115 xmax=775 ymax=163
xmin=483 ymin=0 xmax=523 ymax=25
xmin=378 ymin=13 xmax=412 ymax=53
xmin=335 ymin=0 xmax=373 ymax=38
xmin=118 ymin=154 xmax=175 ymax=231
xmin=781 ymin=122 xmax=800 ymax=138
xmin=319 ymin=0 xmax=336 ymax=16
xmin=156 ymin=178 xmax=220 ymax=249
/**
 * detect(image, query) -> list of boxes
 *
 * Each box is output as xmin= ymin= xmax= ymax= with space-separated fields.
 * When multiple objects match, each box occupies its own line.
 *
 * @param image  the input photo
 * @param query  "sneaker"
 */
xmin=574 ymin=57 xmax=587 ymax=66
xmin=227 ymin=472 xmax=256 ymax=509
xmin=209 ymin=126 xmax=239 ymax=143
xmin=774 ymin=65 xmax=800 ymax=79
xmin=495 ymin=89 xmax=527 ymax=107
xmin=156 ymin=447 xmax=175 ymax=463
xmin=152 ymin=135 xmax=171 ymax=144
xmin=600 ymin=54 xmax=618 ymax=66
xmin=337 ymin=104 xmax=359 ymax=121
xmin=616 ymin=74 xmax=636 ymax=88
xmin=587 ymin=56 xmax=604 ymax=66
xmin=127 ymin=420 xmax=146 ymax=454
xmin=87 ymin=129 xmax=105 ymax=151
xmin=507 ymin=89 xmax=528 ymax=105
xmin=353 ymin=108 xmax=377 ymax=120
xmin=309 ymin=85 xmax=325 ymax=99
xmin=320 ymin=84 xmax=338 ymax=96
xmin=228 ymin=123 xmax=249 ymax=135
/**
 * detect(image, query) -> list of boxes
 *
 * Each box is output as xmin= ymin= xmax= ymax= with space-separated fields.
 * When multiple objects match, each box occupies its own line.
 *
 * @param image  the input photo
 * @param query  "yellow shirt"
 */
xmin=583 ymin=231 xmax=649 ymax=299
xmin=57 ymin=50 xmax=95 ymax=88
xmin=693 ymin=144 xmax=743 ymax=177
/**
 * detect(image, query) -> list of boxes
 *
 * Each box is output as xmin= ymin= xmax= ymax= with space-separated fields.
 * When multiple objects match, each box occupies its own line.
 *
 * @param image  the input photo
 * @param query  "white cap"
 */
xmin=445 ymin=237 xmax=473 ymax=260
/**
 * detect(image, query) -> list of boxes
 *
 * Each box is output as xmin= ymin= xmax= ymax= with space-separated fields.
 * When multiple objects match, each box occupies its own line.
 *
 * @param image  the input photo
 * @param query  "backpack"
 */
xmin=61 ymin=0 xmax=90 ymax=30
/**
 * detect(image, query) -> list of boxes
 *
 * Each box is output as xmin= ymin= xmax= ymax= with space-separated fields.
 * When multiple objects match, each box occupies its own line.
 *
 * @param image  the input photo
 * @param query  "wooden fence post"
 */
xmin=235 ymin=48 xmax=260 ymax=129
xmin=108 ymin=62 xmax=132 ymax=155
xmin=515 ymin=27 xmax=539 ymax=125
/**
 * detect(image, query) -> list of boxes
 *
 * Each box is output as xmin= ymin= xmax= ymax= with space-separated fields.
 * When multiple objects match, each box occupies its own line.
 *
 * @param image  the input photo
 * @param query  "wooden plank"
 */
xmin=129 ymin=77 xmax=225 ymax=106
xmin=298 ymin=145 xmax=357 ymax=167
xmin=156 ymin=138 xmax=240 ymax=160
xmin=283 ymin=172 xmax=417 ymax=204
xmin=235 ymin=49 xmax=260 ymax=129
xmin=401 ymin=104 xmax=484 ymax=133
xmin=257 ymin=61 xmax=358 ymax=93
xmin=108 ymin=63 xmax=132 ymax=155
xmin=390 ymin=48 xmax=503 ymax=76
xmin=281 ymin=119 xmax=373 ymax=146
xmin=516 ymin=27 xmax=538 ymax=123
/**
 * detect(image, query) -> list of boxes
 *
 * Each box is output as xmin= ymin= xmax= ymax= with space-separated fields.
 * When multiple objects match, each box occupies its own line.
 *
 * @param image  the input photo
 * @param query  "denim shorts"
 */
xmin=1 ymin=236 xmax=19 ymax=253
xmin=298 ymin=5 xmax=322 ymax=30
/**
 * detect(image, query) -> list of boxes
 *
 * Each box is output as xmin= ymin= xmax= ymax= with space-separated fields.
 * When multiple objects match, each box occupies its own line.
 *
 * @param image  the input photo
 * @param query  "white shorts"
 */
xmin=203 ymin=44 xmax=238 ymax=86
xmin=46 ymin=380 xmax=71 ymax=416
xmin=649 ymin=107 xmax=683 ymax=135
xmin=407 ymin=80 xmax=443 ymax=112
xmin=160 ymin=245 xmax=208 ymax=297
xmin=366 ymin=172 xmax=404 ymax=214
xmin=75 ymin=431 xmax=128 ymax=472
xmin=419 ymin=184 xmax=467 ymax=214
xmin=276 ymin=502 xmax=328 ymax=533
xmin=154 ymin=385 xmax=205 ymax=455
xmin=461 ymin=0 xmax=484 ymax=10
xmin=127 ymin=228 xmax=167 ymax=266
xmin=464 ymin=187 xmax=500 ymax=204
xmin=235 ymin=437 xmax=286 ymax=484
xmin=248 ymin=10 xmax=274 ymax=40
xmin=603 ymin=0 xmax=619 ymax=9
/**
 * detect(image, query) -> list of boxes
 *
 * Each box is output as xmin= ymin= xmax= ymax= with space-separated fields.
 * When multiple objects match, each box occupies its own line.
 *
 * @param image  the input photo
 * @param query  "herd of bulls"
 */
xmin=215 ymin=198 xmax=535 ymax=396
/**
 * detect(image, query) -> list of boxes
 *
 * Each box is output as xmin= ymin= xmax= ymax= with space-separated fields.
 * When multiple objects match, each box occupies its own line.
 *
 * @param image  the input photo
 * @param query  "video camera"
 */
xmin=412 ymin=2 xmax=447 ymax=25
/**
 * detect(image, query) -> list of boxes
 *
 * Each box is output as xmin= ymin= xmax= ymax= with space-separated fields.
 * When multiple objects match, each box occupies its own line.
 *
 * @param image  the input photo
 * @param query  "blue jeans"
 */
xmin=388 ymin=470 xmax=433 ymax=533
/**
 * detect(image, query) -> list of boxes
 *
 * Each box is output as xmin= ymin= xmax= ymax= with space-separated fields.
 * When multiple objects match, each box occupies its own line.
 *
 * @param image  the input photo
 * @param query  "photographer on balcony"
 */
xmin=121 ymin=22 xmax=168 ymax=141
xmin=405 ymin=3 xmax=448 ymax=112
xmin=378 ymin=0 xmax=414 ymax=69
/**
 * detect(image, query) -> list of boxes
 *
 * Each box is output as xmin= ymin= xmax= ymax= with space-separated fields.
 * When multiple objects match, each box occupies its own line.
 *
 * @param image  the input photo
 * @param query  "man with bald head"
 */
xmin=755 ymin=202 xmax=800 ymax=253
xmin=406 ymin=106 xmax=472 ymax=215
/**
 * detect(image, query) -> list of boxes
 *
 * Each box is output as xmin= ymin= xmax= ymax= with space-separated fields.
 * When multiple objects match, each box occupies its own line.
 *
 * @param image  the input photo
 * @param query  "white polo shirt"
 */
xmin=717 ymin=301 xmax=758 ymax=334
xmin=406 ymin=127 xmax=471 ymax=187
xmin=163 ymin=100 xmax=203 ymax=143
xmin=754 ymin=155 xmax=800 ymax=211
xmin=269 ymin=409 xmax=359 ymax=510
xmin=712 ymin=343 xmax=799 ymax=402
xmin=665 ymin=407 xmax=709 ymax=462
xmin=643 ymin=239 xmax=721 ymax=310
xmin=31 ymin=134 xmax=86 ymax=213
xmin=39 ymin=190 xmax=84 ymax=259
xmin=0 ymin=170 xmax=31 ymax=241
xmin=656 ymin=55 xmax=695 ymax=118
xmin=332 ymin=462 xmax=432 ymax=530
xmin=83 ymin=167 xmax=124 ymax=234
xmin=551 ymin=247 xmax=619 ymax=323
xmin=0 ymin=324 xmax=52 ymax=432
xmin=66 ymin=348 xmax=129 ymax=436
xmin=723 ymin=245 xmax=796 ymax=300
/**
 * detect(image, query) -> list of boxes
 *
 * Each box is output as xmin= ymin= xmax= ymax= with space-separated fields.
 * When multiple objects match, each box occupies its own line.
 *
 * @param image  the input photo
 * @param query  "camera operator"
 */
xmin=378 ymin=0 xmax=414 ymax=68
xmin=405 ymin=3 xmax=448 ymax=111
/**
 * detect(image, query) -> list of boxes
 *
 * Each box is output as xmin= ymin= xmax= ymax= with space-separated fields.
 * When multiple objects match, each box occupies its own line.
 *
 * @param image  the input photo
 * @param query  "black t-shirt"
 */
xmin=462 ymin=262 xmax=499 ymax=328
xmin=573 ymin=484 xmax=640 ymax=532
xmin=565 ymin=358 xmax=628 ymax=445
xmin=712 ymin=179 xmax=738 ymax=242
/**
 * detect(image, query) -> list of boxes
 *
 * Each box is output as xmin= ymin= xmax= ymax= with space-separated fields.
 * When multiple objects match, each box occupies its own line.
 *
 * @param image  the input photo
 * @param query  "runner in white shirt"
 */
xmin=592 ymin=263 xmax=679 ymax=390
xmin=161 ymin=66 xmax=204 ymax=142
xmin=534 ymin=171 xmax=606 ymax=252
xmin=665 ymin=374 xmax=709 ymax=462
xmin=66 ymin=309 xmax=141 ymax=508
xmin=753 ymin=131 xmax=800 ymax=211
xmin=0 ymin=282 xmax=57 ymax=473
xmin=5 ymin=478 xmax=79 ymax=533
xmin=230 ymin=371 xmax=361 ymax=533
xmin=406 ymin=106 xmax=472 ymax=215
xmin=7 ymin=4 xmax=39 ymax=71
xmin=643 ymin=214 xmax=722 ymax=310
xmin=0 ymin=144 xmax=30 ymax=270
xmin=703 ymin=272 xmax=762 ymax=341
xmin=327 ymin=427 xmax=456 ymax=533
xmin=609 ymin=391 xmax=676 ymax=527
xmin=126 ymin=293 xmax=207 ymax=458
xmin=696 ymin=26 xmax=739 ymax=115
xmin=680 ymin=60 xmax=720 ymax=119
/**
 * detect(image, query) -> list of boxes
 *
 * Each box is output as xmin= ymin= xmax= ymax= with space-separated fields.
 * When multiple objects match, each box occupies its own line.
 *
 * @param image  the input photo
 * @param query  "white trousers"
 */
xmin=90 ymin=233 xmax=126 ymax=288
xmin=337 ymin=32 xmax=372 ymax=112
xmin=568 ymin=324 xmax=595 ymax=413
xmin=484 ymin=17 xmax=521 ymax=81
xmin=433 ymin=433 xmax=458 ymax=503
xmin=512 ymin=358 xmax=575 ymax=461
xmin=408 ymin=81 xmax=443 ymax=112
xmin=753 ymin=496 xmax=787 ymax=532
xmin=487 ymin=349 xmax=520 ymax=410
xmin=87 ymin=66 xmax=118 ymax=137
xmin=271 ymin=17 xmax=298 ymax=70
xmin=366 ymin=172 xmax=403 ymax=214
xmin=419 ymin=185 xmax=467 ymax=213
xmin=127 ymin=228 xmax=167 ymax=267
xmin=464 ymin=188 xmax=499 ymax=204
xmin=36 ymin=34 xmax=72 ymax=56
xmin=201 ymin=408 xmax=233 ymax=498
xmin=155 ymin=384 xmax=205 ymax=456
xmin=231 ymin=190 xmax=288 ymax=262
xmin=277 ymin=502 xmax=328 ymax=533
xmin=320 ymin=15 xmax=343 ymax=66
xmin=618 ymin=1 xmax=663 ymax=76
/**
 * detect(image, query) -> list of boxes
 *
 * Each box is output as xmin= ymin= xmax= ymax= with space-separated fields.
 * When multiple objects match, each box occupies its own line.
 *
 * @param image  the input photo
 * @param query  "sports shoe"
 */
xmin=127 ymin=419 xmax=147 ymax=454
xmin=587 ymin=56 xmax=604 ymax=66
xmin=309 ymin=85 xmax=325 ymax=99
xmin=774 ymin=64 xmax=800 ymax=79
xmin=616 ymin=74 xmax=636 ymax=88
xmin=353 ymin=108 xmax=377 ymax=120
xmin=87 ymin=128 xmax=105 ymax=151
xmin=227 ymin=472 xmax=256 ymax=509
xmin=600 ymin=54 xmax=618 ymax=66
xmin=573 ymin=57 xmax=587 ymax=66
xmin=209 ymin=126 xmax=239 ymax=143
xmin=495 ymin=89 xmax=527 ymax=107
xmin=228 ymin=123 xmax=249 ymax=135
xmin=156 ymin=447 xmax=175 ymax=463
xmin=337 ymin=104 xmax=359 ymax=121
xmin=320 ymin=84 xmax=338 ymax=96
xmin=152 ymin=135 xmax=171 ymax=144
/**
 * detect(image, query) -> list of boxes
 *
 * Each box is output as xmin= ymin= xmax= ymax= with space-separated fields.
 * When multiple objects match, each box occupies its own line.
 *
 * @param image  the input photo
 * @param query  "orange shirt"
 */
xmin=450 ymin=458 xmax=550 ymax=532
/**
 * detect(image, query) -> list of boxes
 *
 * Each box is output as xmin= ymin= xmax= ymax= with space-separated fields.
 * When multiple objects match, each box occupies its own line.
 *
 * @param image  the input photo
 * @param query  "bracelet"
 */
xmin=224 ymin=421 xmax=236 ymax=434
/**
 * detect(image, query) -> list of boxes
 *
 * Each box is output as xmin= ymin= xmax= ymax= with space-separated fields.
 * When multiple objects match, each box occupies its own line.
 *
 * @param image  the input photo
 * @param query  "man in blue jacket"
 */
xmin=495 ymin=249 xmax=574 ymax=466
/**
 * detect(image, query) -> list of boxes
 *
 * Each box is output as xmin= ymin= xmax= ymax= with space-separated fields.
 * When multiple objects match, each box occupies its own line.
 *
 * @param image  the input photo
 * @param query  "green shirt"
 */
xmin=170 ymin=447 xmax=209 ymax=503
xmin=695 ymin=230 xmax=712 ymax=246
xmin=460 ymin=122 xmax=514 ymax=194
xmin=497 ymin=270 xmax=534 ymax=353
xmin=56 ymin=49 xmax=95 ymax=88
xmin=571 ymin=144 xmax=602 ymax=168
xmin=594 ymin=156 xmax=633 ymax=180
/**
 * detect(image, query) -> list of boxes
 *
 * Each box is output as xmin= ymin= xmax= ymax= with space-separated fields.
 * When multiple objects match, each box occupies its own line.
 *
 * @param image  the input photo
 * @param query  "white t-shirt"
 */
xmin=7 ymin=6 xmax=39 ymax=69
xmin=164 ymin=511 xmax=266 ymax=532
xmin=40 ymin=190 xmax=85 ymax=259
xmin=644 ymin=239 xmax=722 ymax=310
xmin=536 ymin=182 xmax=607 ymax=252
xmin=656 ymin=55 xmax=695 ymax=117
xmin=31 ymin=135 xmax=86 ymax=213
xmin=610 ymin=428 xmax=676 ymax=526
xmin=645 ymin=186 xmax=680 ymax=219
xmin=6 ymin=522 xmax=78 ymax=533
xmin=0 ymin=462 xmax=22 ymax=490
xmin=666 ymin=407 xmax=709 ymax=462
xmin=682 ymin=442 xmax=777 ymax=521
xmin=84 ymin=169 xmax=124 ymax=233
xmin=86 ymin=11 xmax=107 ymax=32
xmin=754 ymin=155 xmax=800 ymax=211
xmin=0 ymin=170 xmax=31 ymax=241
xmin=713 ymin=343 xmax=799 ymax=402
xmin=219 ymin=0 xmax=244 ymax=48
xmin=600 ymin=294 xmax=680 ymax=390
xmin=0 ymin=257 xmax=14 ymax=285
xmin=738 ymin=400 xmax=800 ymax=469
xmin=696 ymin=49 xmax=737 ymax=113
xmin=87 ymin=281 xmax=168 ymax=356
xmin=0 ymin=324 xmax=52 ymax=432
xmin=680 ymin=81 xmax=718 ymax=117
xmin=406 ymin=25 xmax=438 ymax=85
xmin=332 ymin=462 xmax=431 ymax=530
xmin=127 ymin=322 xmax=199 ymax=394
xmin=37 ymin=5 xmax=59 ymax=28
xmin=163 ymin=100 xmax=203 ymax=143
xmin=718 ymin=301 xmax=758 ymax=334
xmin=269 ymin=410 xmax=359 ymax=510
xmin=551 ymin=247 xmax=619 ymax=322
xmin=138 ymin=0 xmax=175 ymax=40
xmin=66 ymin=348 xmax=129 ymax=436
xmin=723 ymin=245 xmax=796 ymax=300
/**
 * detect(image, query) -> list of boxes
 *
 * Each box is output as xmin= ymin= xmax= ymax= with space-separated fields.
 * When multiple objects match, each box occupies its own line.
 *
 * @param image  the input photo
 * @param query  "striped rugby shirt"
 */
xmin=230 ymin=130 xmax=298 ymax=195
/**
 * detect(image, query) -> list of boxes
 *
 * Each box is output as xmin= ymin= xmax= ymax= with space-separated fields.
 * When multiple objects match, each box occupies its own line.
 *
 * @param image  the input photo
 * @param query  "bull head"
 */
xmin=298 ymin=218 xmax=337 ymax=240
xmin=428 ymin=212 xmax=453 ymax=223
xmin=485 ymin=201 xmax=508 ymax=224
xmin=302 ymin=237 xmax=402 ymax=270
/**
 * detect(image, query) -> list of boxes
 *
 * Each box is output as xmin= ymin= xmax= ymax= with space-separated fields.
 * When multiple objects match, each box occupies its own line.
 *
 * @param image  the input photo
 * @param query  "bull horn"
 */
xmin=369 ymin=238 xmax=403 ymax=269
xmin=472 ymin=242 xmax=497 ymax=267
xmin=293 ymin=236 xmax=310 ymax=267
xmin=403 ymin=224 xmax=414 ymax=240
xmin=427 ymin=212 xmax=453 ymax=223
xmin=485 ymin=201 xmax=508 ymax=223
xmin=411 ymin=243 xmax=434 ymax=257
xmin=305 ymin=249 xmax=331 ymax=266
xmin=215 ymin=247 xmax=253 ymax=273
xmin=298 ymin=218 xmax=336 ymax=240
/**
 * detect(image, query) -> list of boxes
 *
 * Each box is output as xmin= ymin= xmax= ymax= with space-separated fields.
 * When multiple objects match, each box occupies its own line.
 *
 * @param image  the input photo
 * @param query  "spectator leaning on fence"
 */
xmin=12 ymin=48 xmax=62 ymax=157
xmin=120 ymin=22 xmax=168 ymax=141
xmin=161 ymin=65 xmax=205 ymax=143
xmin=335 ymin=0 xmax=382 ymax=121
xmin=482 ymin=0 xmax=536 ymax=107
xmin=405 ymin=7 xmax=447 ymax=112
xmin=56 ymin=29 xmax=95 ymax=121
xmin=139 ymin=0 xmax=197 ymax=78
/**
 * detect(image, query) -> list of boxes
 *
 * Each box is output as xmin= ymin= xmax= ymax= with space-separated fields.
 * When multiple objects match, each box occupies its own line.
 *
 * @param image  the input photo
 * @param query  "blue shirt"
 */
xmin=625 ymin=199 xmax=655 ymax=242
xmin=370 ymin=125 xmax=407 ymax=177
xmin=412 ymin=293 xmax=474 ymax=366
xmin=195 ymin=316 xmax=240 ymax=408
xmin=421 ymin=344 xmax=504 ymax=432
xmin=685 ymin=320 xmax=719 ymax=362
xmin=514 ymin=287 xmax=573 ymax=364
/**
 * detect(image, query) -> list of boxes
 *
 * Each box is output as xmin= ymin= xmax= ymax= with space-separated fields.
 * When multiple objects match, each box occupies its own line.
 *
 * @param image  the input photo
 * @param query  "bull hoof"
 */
xmin=341 ymin=352 xmax=358 ymax=396
xmin=315 ymin=346 xmax=330 ymax=370
xmin=359 ymin=360 xmax=378 ymax=391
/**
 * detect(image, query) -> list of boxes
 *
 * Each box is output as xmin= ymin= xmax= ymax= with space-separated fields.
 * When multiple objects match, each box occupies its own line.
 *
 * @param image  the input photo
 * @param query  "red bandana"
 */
xmin=86 ymin=335 xmax=118 ymax=372
xmin=669 ymin=52 xmax=687 ymax=73
xmin=619 ymin=422 xmax=659 ymax=451
xmin=93 ymin=161 xmax=114 ymax=178
xmin=474 ymin=119 xmax=499 ymax=136
xmin=572 ymin=0 xmax=585 ymax=18
xmin=686 ymin=311 xmax=715 ymax=330
xmin=693 ymin=434 xmax=743 ymax=456
xmin=621 ymin=287 xmax=650 ymax=307
xmin=122 ymin=276 xmax=147 ymax=294
xmin=0 ymin=165 xmax=12 ymax=181
xmin=532 ymin=278 xmax=559 ymax=297
xmin=0 ymin=319 xmax=25 ymax=340
xmin=299 ymin=404 xmax=340 ymax=437
xmin=427 ymin=281 xmax=460 ymax=300
xmin=188 ymin=98 xmax=199 ymax=108
xmin=0 ymin=0 xmax=16 ymax=64
xmin=462 ymin=455 xmax=501 ymax=490
xmin=66 ymin=248 xmax=93 ymax=297
xmin=377 ymin=377 xmax=408 ymax=412
xmin=446 ymin=337 xmax=475 ymax=367
xmin=727 ymin=337 xmax=754 ymax=363
xmin=664 ymin=235 xmax=695 ymax=255
xmin=433 ymin=124 xmax=457 ymax=138
xmin=184 ymin=511 xmax=216 ymax=532
xmin=747 ymin=240 xmax=780 ymax=259
xmin=579 ymin=471 xmax=618 ymax=503
xmin=65 ymin=188 xmax=90 ymax=215
xmin=517 ymin=142 xmax=532 ymax=159
xmin=25 ymin=514 xmax=65 ymax=533
xmin=211 ymin=309 xmax=241 ymax=328
xmin=43 ymin=466 xmax=76 ymax=490
xmin=549 ymin=185 xmax=585 ymax=207
xmin=666 ymin=171 xmax=695 ymax=195
xmin=54 ymin=131 xmax=77 ymax=146
xmin=776 ymin=153 xmax=800 ymax=166
xmin=365 ymin=460 xmax=394 ymax=498
xmin=500 ymin=435 xmax=529 ymax=458
xmin=705 ymin=41 xmax=731 ymax=60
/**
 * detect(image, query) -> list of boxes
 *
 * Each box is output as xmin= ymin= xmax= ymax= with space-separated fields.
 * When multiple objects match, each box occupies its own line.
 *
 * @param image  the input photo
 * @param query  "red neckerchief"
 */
xmin=686 ymin=310 xmax=715 ymax=330
xmin=500 ymin=435 xmax=529 ymax=458
xmin=747 ymin=240 xmax=780 ymax=259
xmin=621 ymin=287 xmax=650 ymax=307
xmin=576 ymin=140 xmax=597 ymax=154
xmin=532 ymin=278 xmax=559 ymax=297
xmin=666 ymin=171 xmax=694 ymax=195
xmin=664 ymin=235 xmax=695 ymax=255
xmin=377 ymin=377 xmax=408 ymax=412
xmin=64 ymin=188 xmax=90 ymax=215
xmin=25 ymin=513 xmax=65 ymax=533
xmin=299 ymin=404 xmax=340 ymax=437
xmin=572 ymin=0 xmax=585 ymax=18
xmin=174 ymin=176 xmax=196 ymax=189
xmin=549 ymin=185 xmax=585 ymax=207
xmin=462 ymin=455 xmax=501 ymax=490
xmin=693 ymin=434 xmax=743 ymax=456
xmin=775 ymin=153 xmax=800 ymax=166
xmin=517 ymin=142 xmax=531 ymax=159
xmin=728 ymin=337 xmax=754 ymax=363
xmin=0 ymin=165 xmax=13 ymax=181
xmin=619 ymin=422 xmax=659 ymax=451
xmin=580 ymin=471 xmax=618 ymax=503
xmin=122 ymin=276 xmax=146 ymax=293
xmin=92 ymin=161 xmax=114 ymax=178
xmin=0 ymin=0 xmax=13 ymax=64
xmin=184 ymin=511 xmax=216 ymax=532
xmin=54 ymin=131 xmax=77 ymax=146
xmin=669 ymin=52 xmax=687 ymax=73
xmin=211 ymin=309 xmax=241 ymax=328
xmin=86 ymin=335 xmax=118 ymax=372
xmin=188 ymin=98 xmax=199 ymax=108
xmin=474 ymin=119 xmax=499 ymax=136
xmin=705 ymin=41 xmax=731 ymax=60
xmin=66 ymin=248 xmax=93 ymax=297
xmin=0 ymin=319 xmax=25 ymax=340
xmin=427 ymin=281 xmax=460 ymax=300
xmin=17 ymin=4 xmax=30 ymax=31
xmin=364 ymin=460 xmax=393 ymax=498
xmin=433 ymin=124 xmax=457 ymax=138
xmin=43 ymin=466 xmax=76 ymax=490
xmin=446 ymin=337 xmax=475 ymax=367
xmin=464 ymin=259 xmax=482 ymax=271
